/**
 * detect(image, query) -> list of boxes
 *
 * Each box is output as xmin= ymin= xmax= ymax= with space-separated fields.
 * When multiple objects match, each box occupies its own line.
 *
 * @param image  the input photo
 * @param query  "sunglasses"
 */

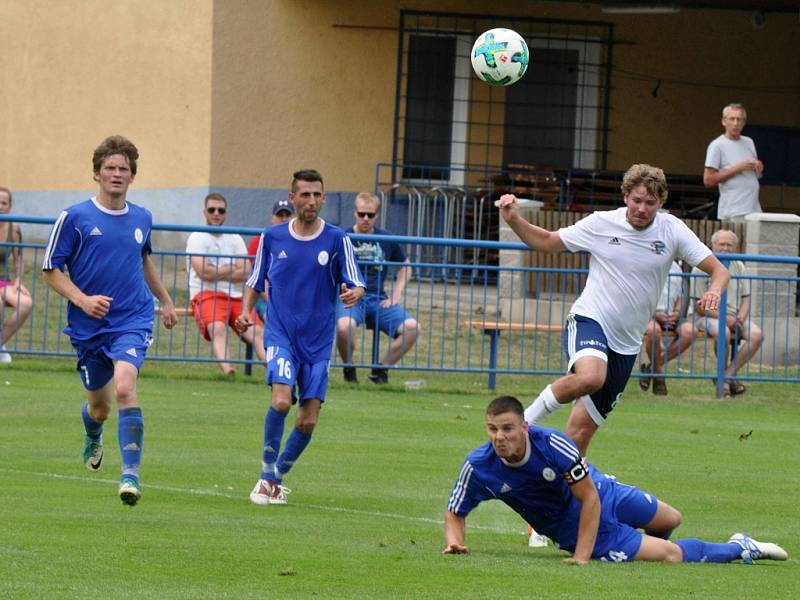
xmin=206 ymin=207 xmax=226 ymax=215
xmin=357 ymin=211 xmax=376 ymax=219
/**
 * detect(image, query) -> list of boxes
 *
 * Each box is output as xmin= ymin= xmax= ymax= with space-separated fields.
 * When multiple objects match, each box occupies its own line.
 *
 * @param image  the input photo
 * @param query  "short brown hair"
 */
xmin=92 ymin=135 xmax=139 ymax=175
xmin=486 ymin=395 xmax=525 ymax=418
xmin=204 ymin=192 xmax=227 ymax=207
xmin=620 ymin=164 xmax=668 ymax=204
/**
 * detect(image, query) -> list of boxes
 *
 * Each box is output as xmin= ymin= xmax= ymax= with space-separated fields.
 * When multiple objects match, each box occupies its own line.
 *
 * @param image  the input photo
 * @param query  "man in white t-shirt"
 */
xmin=703 ymin=103 xmax=763 ymax=222
xmin=186 ymin=193 xmax=265 ymax=375
xmin=689 ymin=229 xmax=763 ymax=397
xmin=497 ymin=164 xmax=730 ymax=456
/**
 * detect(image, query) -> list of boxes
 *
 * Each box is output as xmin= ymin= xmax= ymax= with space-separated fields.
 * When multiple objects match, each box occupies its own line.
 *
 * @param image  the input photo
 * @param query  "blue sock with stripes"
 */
xmin=676 ymin=538 xmax=742 ymax=563
xmin=118 ymin=407 xmax=143 ymax=482
xmin=275 ymin=428 xmax=312 ymax=483
xmin=81 ymin=402 xmax=103 ymax=440
xmin=262 ymin=406 xmax=287 ymax=481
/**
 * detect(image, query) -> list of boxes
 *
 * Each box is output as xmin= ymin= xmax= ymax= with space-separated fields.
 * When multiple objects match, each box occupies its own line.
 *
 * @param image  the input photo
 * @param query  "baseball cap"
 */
xmin=272 ymin=199 xmax=295 ymax=216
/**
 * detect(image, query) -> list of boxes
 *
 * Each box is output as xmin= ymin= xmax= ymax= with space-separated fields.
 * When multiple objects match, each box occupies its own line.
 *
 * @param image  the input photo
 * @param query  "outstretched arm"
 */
xmin=495 ymin=194 xmax=566 ymax=253
xmin=442 ymin=510 xmax=470 ymax=555
xmin=693 ymin=255 xmax=730 ymax=315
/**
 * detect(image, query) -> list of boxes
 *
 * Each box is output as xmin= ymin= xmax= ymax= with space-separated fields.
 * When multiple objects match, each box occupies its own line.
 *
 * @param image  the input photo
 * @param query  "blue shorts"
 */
xmin=265 ymin=345 xmax=329 ymax=404
xmin=72 ymin=331 xmax=153 ymax=391
xmin=562 ymin=314 xmax=637 ymax=425
xmin=594 ymin=480 xmax=659 ymax=562
xmin=336 ymin=294 xmax=412 ymax=338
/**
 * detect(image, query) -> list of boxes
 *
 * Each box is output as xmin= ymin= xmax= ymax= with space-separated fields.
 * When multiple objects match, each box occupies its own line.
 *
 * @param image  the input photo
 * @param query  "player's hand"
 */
xmin=160 ymin=303 xmax=178 ymax=330
xmin=562 ymin=556 xmax=590 ymax=565
xmin=80 ymin=294 xmax=113 ymax=319
xmin=494 ymin=194 xmax=520 ymax=223
xmin=339 ymin=283 xmax=365 ymax=309
xmin=235 ymin=313 xmax=253 ymax=334
xmin=442 ymin=543 xmax=470 ymax=555
xmin=696 ymin=290 xmax=720 ymax=313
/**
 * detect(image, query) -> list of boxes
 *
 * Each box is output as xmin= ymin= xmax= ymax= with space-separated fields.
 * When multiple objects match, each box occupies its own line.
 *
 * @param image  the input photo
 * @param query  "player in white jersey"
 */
xmin=497 ymin=164 xmax=730 ymax=456
xmin=236 ymin=169 xmax=365 ymax=505
xmin=42 ymin=135 xmax=178 ymax=506
xmin=444 ymin=396 xmax=788 ymax=565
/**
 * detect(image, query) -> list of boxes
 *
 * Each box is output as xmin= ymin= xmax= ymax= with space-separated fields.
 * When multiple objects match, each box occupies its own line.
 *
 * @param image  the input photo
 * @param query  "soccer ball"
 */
xmin=470 ymin=28 xmax=529 ymax=87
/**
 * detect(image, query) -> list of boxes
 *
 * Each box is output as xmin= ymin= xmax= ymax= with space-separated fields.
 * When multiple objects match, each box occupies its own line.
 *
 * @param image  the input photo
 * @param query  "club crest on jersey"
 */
xmin=134 ymin=228 xmax=144 ymax=244
xmin=650 ymin=240 xmax=666 ymax=255
xmin=542 ymin=468 xmax=556 ymax=482
xmin=318 ymin=250 xmax=329 ymax=265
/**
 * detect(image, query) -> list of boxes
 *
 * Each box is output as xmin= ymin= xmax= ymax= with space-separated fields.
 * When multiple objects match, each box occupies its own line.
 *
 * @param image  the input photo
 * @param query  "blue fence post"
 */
xmin=485 ymin=328 xmax=500 ymax=390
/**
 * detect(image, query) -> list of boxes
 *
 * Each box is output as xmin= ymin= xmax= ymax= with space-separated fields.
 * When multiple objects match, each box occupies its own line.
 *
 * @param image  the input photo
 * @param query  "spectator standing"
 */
xmin=704 ymin=103 xmax=763 ymax=222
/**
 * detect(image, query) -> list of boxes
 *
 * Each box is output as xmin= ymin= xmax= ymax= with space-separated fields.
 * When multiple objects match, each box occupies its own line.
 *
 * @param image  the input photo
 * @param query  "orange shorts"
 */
xmin=191 ymin=291 xmax=258 ymax=341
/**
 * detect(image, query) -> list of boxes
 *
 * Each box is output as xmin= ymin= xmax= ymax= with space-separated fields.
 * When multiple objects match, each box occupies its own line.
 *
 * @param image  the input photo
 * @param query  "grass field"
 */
xmin=1 ymin=359 xmax=798 ymax=599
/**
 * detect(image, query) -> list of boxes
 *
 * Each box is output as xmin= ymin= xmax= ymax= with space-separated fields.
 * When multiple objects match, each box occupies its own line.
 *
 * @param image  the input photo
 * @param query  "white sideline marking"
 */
xmin=0 ymin=467 xmax=516 ymax=534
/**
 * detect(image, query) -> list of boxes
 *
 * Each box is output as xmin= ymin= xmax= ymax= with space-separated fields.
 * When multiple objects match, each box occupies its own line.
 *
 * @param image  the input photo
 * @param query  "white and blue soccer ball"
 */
xmin=470 ymin=28 xmax=529 ymax=87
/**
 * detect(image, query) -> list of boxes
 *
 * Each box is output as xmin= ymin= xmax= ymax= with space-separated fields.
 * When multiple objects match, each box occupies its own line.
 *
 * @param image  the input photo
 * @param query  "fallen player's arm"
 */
xmin=564 ymin=471 xmax=600 ymax=565
xmin=442 ymin=510 xmax=470 ymax=555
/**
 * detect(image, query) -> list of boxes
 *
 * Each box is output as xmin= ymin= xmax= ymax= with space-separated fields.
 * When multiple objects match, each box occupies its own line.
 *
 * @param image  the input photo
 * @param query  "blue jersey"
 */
xmin=350 ymin=227 xmax=407 ymax=297
xmin=447 ymin=425 xmax=627 ymax=554
xmin=247 ymin=219 xmax=364 ymax=363
xmin=42 ymin=198 xmax=155 ymax=341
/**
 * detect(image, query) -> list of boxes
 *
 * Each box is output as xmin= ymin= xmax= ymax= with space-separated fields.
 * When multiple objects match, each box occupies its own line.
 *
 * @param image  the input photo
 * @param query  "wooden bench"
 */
xmin=464 ymin=320 xmax=562 ymax=390
xmin=157 ymin=305 xmax=254 ymax=376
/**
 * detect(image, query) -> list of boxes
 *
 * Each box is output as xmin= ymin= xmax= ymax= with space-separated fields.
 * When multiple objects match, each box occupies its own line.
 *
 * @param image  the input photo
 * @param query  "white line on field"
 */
xmin=0 ymin=467 xmax=520 ymax=535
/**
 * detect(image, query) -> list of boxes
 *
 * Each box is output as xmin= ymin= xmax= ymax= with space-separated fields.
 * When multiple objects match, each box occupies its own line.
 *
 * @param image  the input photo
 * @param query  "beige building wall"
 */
xmin=0 ymin=0 xmax=213 ymax=191
xmin=2 ymin=0 xmax=798 ymax=224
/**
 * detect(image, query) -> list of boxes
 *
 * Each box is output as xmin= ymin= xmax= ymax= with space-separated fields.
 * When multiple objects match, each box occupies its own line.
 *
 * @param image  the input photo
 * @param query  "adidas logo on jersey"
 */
xmin=90 ymin=227 xmax=103 ymax=236
xmin=608 ymin=237 xmax=621 ymax=245
xmin=125 ymin=347 xmax=138 ymax=357
xmin=278 ymin=250 xmax=288 ymax=259
xmin=500 ymin=482 xmax=512 ymax=493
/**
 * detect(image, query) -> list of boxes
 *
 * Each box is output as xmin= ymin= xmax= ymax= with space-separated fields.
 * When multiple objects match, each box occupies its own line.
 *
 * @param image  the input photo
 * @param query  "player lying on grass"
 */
xmin=443 ymin=395 xmax=788 ymax=565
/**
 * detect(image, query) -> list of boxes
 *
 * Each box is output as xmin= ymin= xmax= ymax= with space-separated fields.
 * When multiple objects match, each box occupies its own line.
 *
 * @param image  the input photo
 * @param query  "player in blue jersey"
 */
xmin=444 ymin=396 xmax=788 ymax=565
xmin=42 ymin=135 xmax=178 ymax=506
xmin=235 ymin=169 xmax=365 ymax=505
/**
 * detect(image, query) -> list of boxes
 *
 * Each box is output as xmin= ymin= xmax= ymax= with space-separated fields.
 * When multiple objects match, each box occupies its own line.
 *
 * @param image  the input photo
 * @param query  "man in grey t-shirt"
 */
xmin=703 ymin=103 xmax=763 ymax=222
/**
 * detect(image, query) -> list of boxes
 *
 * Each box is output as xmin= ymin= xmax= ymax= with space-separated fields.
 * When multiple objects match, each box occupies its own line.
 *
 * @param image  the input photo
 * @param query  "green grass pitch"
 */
xmin=1 ymin=360 xmax=798 ymax=598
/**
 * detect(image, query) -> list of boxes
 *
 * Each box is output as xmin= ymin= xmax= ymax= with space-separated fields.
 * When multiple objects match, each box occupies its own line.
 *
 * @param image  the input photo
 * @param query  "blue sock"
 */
xmin=275 ymin=428 xmax=312 ymax=483
xmin=118 ymin=407 xmax=143 ymax=482
xmin=676 ymin=538 xmax=742 ymax=563
xmin=81 ymin=402 xmax=103 ymax=439
xmin=262 ymin=407 xmax=287 ymax=481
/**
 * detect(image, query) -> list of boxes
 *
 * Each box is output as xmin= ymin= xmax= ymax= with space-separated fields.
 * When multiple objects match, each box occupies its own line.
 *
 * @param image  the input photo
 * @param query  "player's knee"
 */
xmin=91 ymin=403 xmax=112 ymax=423
xmin=294 ymin=416 xmax=317 ymax=435
xmin=663 ymin=542 xmax=683 ymax=563
xmin=575 ymin=371 xmax=605 ymax=394
xmin=19 ymin=295 xmax=33 ymax=316
xmin=337 ymin=318 xmax=357 ymax=338
xmin=114 ymin=381 xmax=137 ymax=405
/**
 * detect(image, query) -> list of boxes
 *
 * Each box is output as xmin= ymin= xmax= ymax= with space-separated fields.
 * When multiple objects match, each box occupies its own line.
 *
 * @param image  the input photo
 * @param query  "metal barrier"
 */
xmin=2 ymin=215 xmax=799 ymax=392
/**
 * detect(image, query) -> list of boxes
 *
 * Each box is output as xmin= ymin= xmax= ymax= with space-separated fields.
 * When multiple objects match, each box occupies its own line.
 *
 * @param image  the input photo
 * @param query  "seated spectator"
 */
xmin=186 ymin=193 xmax=265 ymax=375
xmin=0 ymin=187 xmax=33 ymax=364
xmin=336 ymin=192 xmax=420 ymax=384
xmin=639 ymin=261 xmax=695 ymax=395
xmin=246 ymin=199 xmax=295 ymax=322
xmin=690 ymin=229 xmax=762 ymax=396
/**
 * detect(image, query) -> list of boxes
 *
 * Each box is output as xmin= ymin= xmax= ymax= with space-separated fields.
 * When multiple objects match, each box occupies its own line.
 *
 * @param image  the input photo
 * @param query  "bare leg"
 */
xmin=382 ymin=318 xmax=420 ymax=365
xmin=207 ymin=321 xmax=235 ymax=374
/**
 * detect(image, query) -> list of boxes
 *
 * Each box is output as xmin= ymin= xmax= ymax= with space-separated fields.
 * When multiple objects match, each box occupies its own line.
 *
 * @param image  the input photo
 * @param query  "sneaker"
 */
xmin=368 ymin=367 xmax=389 ymax=385
xmin=727 ymin=533 xmax=788 ymax=563
xmin=82 ymin=435 xmax=104 ymax=471
xmin=0 ymin=346 xmax=11 ymax=364
xmin=249 ymin=479 xmax=292 ymax=505
xmin=527 ymin=525 xmax=548 ymax=548
xmin=118 ymin=477 xmax=141 ymax=506
xmin=652 ymin=377 xmax=668 ymax=396
xmin=343 ymin=367 xmax=358 ymax=383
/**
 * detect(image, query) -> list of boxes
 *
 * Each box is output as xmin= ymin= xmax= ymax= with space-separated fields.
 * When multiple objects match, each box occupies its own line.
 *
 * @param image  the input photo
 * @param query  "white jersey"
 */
xmin=705 ymin=134 xmax=761 ymax=220
xmin=558 ymin=208 xmax=712 ymax=354
xmin=186 ymin=231 xmax=248 ymax=299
